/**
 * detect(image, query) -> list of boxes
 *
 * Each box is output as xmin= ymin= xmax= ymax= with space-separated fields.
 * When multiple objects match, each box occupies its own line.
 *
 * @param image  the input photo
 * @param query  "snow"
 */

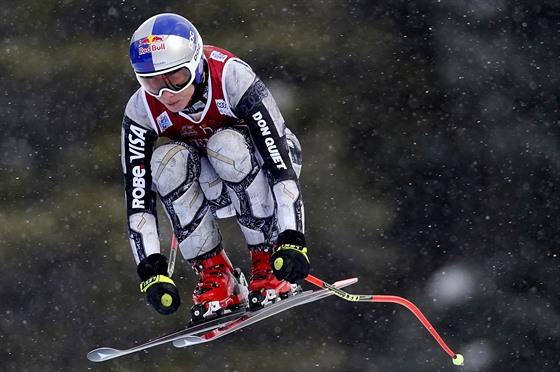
xmin=1 ymin=1 xmax=557 ymax=371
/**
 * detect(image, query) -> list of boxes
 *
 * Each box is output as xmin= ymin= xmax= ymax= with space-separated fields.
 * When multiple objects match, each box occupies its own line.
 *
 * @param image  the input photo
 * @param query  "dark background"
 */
xmin=1 ymin=1 xmax=558 ymax=371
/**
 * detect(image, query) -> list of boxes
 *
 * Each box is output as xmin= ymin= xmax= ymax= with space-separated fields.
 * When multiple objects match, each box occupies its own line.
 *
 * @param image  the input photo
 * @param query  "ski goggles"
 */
xmin=136 ymin=63 xmax=194 ymax=98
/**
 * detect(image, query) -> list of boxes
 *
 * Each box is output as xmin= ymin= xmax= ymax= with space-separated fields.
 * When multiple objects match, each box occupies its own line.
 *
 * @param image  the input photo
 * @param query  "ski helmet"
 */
xmin=129 ymin=13 xmax=204 ymax=96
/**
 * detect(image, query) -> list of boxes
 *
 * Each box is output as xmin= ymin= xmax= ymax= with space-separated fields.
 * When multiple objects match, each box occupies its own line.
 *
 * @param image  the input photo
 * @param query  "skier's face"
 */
xmin=155 ymin=84 xmax=196 ymax=113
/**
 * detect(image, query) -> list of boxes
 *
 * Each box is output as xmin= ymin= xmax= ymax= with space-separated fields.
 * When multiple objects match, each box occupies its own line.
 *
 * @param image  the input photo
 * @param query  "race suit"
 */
xmin=121 ymin=46 xmax=304 ymax=264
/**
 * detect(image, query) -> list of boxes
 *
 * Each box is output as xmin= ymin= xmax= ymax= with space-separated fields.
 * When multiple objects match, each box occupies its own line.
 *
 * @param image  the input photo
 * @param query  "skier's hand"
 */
xmin=140 ymin=275 xmax=181 ymax=315
xmin=137 ymin=253 xmax=181 ymax=315
xmin=270 ymin=230 xmax=310 ymax=284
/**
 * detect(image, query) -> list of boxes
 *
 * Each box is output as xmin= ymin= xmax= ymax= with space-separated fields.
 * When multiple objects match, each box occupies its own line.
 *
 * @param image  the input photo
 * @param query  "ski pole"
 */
xmin=305 ymin=274 xmax=464 ymax=366
xmin=168 ymin=235 xmax=179 ymax=277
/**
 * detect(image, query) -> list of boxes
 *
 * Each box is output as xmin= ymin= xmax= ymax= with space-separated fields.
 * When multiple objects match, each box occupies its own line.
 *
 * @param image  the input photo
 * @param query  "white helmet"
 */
xmin=129 ymin=13 xmax=204 ymax=96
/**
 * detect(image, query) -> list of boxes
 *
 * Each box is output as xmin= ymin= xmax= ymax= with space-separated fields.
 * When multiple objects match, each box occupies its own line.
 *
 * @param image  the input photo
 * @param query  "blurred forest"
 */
xmin=0 ymin=1 xmax=558 ymax=371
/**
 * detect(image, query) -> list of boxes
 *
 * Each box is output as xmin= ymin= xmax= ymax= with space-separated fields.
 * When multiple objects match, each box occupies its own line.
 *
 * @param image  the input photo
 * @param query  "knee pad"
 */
xmin=151 ymin=142 xmax=200 ymax=197
xmin=206 ymin=128 xmax=253 ymax=183
xmin=207 ymin=129 xmax=275 ymax=220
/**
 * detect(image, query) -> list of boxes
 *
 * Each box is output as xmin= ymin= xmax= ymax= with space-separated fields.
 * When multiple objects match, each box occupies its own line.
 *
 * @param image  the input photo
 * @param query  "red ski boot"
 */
xmin=190 ymin=249 xmax=248 ymax=322
xmin=248 ymin=250 xmax=298 ymax=310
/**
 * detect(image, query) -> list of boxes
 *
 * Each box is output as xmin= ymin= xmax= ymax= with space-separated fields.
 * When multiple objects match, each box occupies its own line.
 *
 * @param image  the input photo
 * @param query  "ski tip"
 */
xmin=86 ymin=347 xmax=120 ymax=362
xmin=332 ymin=277 xmax=359 ymax=287
xmin=173 ymin=336 xmax=202 ymax=348
xmin=452 ymin=353 xmax=464 ymax=366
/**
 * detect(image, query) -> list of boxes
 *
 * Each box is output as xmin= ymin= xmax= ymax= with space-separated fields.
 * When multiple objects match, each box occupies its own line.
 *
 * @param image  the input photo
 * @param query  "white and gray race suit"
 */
xmin=121 ymin=46 xmax=304 ymax=264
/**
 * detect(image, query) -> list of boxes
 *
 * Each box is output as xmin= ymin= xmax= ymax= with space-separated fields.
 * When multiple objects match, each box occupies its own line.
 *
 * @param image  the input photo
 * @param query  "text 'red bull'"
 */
xmin=138 ymin=35 xmax=166 ymax=55
xmin=139 ymin=43 xmax=166 ymax=55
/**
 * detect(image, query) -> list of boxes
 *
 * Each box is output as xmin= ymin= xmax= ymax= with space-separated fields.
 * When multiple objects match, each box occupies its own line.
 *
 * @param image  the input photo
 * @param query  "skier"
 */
xmin=122 ymin=13 xmax=310 ymax=321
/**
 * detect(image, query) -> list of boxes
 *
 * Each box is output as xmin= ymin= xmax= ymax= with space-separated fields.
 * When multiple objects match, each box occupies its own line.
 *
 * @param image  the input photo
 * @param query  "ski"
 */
xmin=87 ymin=277 xmax=357 ymax=362
xmin=173 ymin=277 xmax=358 ymax=348
xmin=86 ymin=310 xmax=246 ymax=362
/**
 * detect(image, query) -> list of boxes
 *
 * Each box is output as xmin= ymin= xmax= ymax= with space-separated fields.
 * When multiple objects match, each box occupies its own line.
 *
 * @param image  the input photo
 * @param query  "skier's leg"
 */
xmin=150 ymin=142 xmax=246 ymax=318
xmin=206 ymin=127 xmax=303 ymax=307
xmin=199 ymin=155 xmax=236 ymax=219
xmin=151 ymin=142 xmax=221 ymax=259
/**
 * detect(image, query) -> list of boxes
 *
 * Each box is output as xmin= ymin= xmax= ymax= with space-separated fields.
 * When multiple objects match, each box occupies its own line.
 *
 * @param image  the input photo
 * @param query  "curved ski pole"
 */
xmin=305 ymin=274 xmax=464 ymax=366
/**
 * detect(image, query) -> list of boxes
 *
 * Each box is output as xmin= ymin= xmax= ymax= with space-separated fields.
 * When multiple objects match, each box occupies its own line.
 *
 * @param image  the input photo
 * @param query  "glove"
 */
xmin=270 ymin=229 xmax=310 ymax=284
xmin=137 ymin=253 xmax=181 ymax=315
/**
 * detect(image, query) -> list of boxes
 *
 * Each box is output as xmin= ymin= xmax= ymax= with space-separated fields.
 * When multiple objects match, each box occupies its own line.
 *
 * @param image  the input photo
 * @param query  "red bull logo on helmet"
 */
xmin=138 ymin=34 xmax=166 ymax=55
